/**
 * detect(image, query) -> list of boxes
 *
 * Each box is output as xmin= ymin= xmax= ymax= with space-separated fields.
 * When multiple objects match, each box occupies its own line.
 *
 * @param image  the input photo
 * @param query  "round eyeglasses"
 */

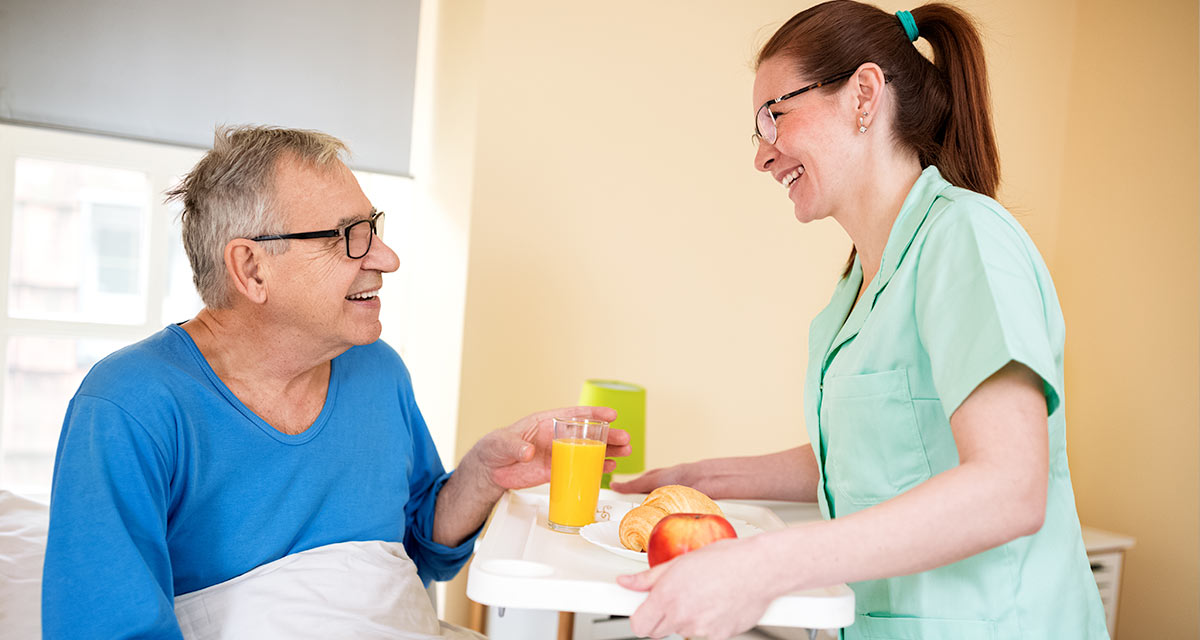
xmin=250 ymin=210 xmax=385 ymax=259
xmin=753 ymin=70 xmax=855 ymax=145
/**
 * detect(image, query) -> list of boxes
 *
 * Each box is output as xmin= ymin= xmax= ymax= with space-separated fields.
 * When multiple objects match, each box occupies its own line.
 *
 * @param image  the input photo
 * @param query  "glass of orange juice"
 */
xmin=548 ymin=417 xmax=610 ymax=533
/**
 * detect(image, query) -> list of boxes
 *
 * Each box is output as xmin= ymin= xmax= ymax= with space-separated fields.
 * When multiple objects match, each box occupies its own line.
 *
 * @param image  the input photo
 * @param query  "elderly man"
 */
xmin=41 ymin=126 xmax=627 ymax=638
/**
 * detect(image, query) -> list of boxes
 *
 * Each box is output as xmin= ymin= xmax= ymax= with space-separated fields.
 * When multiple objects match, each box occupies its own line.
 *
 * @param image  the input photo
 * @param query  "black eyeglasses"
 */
xmin=754 ymin=70 xmax=856 ymax=145
xmin=250 ymin=210 xmax=385 ymax=259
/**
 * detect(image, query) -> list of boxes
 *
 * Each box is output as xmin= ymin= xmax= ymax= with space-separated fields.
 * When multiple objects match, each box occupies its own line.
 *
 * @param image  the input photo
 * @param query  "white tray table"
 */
xmin=466 ymin=486 xmax=854 ymax=630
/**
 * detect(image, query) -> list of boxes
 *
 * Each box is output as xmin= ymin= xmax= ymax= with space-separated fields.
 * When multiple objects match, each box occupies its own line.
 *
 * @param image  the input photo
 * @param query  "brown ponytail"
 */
xmin=756 ymin=1 xmax=999 ymax=275
xmin=909 ymin=4 xmax=999 ymax=197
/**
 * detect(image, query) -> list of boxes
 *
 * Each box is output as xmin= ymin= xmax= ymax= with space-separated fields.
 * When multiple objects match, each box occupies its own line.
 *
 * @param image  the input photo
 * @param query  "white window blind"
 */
xmin=0 ymin=0 xmax=420 ymax=176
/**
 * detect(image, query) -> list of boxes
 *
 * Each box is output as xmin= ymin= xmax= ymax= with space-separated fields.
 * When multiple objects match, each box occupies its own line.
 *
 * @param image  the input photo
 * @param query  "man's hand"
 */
xmin=433 ymin=406 xmax=629 ymax=547
xmin=470 ymin=405 xmax=629 ymax=491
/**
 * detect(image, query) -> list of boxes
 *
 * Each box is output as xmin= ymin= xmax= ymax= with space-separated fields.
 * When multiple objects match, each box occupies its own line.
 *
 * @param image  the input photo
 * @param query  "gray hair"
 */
xmin=165 ymin=125 xmax=349 ymax=308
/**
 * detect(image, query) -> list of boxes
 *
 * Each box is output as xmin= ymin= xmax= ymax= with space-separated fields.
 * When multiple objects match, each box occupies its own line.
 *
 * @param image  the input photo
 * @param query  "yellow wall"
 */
xmin=433 ymin=1 xmax=1199 ymax=636
xmin=1055 ymin=1 xmax=1199 ymax=637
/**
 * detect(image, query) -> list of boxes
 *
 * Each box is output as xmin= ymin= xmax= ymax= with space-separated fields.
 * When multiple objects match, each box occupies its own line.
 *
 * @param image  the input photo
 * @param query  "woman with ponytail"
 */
xmin=612 ymin=3 xmax=1109 ymax=639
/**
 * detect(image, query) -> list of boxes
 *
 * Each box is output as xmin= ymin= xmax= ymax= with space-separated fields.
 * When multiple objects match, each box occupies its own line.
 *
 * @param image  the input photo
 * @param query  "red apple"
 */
xmin=646 ymin=513 xmax=738 ymax=567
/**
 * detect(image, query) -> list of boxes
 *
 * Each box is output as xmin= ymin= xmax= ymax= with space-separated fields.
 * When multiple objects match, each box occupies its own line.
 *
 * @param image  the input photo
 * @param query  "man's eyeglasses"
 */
xmin=754 ymin=70 xmax=856 ymax=145
xmin=250 ymin=210 xmax=385 ymax=259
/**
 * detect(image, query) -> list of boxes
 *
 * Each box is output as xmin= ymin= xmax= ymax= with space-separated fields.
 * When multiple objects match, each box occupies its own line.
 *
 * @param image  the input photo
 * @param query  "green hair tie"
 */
xmin=896 ymin=10 xmax=919 ymax=42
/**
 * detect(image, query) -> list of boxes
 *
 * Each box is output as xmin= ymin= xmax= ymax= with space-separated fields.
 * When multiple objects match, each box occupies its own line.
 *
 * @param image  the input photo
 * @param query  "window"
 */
xmin=0 ymin=124 xmax=412 ymax=499
xmin=10 ymin=157 xmax=154 ymax=325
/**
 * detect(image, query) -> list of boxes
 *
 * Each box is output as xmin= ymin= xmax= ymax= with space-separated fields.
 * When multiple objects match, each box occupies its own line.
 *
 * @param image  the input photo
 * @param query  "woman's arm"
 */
xmin=767 ymin=361 xmax=1048 ymax=580
xmin=609 ymin=444 xmax=820 ymax=502
xmin=621 ymin=361 xmax=1049 ymax=639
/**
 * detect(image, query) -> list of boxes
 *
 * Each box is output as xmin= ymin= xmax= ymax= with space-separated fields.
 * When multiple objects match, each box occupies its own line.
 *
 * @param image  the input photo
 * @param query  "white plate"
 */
xmin=579 ymin=517 xmax=763 ymax=564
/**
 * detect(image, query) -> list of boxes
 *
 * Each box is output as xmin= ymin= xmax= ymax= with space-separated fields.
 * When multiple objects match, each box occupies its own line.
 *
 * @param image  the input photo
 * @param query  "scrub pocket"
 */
xmin=822 ymin=369 xmax=931 ymax=508
xmin=850 ymin=613 xmax=998 ymax=640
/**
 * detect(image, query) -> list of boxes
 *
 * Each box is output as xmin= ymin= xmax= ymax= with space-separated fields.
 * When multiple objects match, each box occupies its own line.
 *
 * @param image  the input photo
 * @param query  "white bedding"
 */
xmin=175 ymin=540 xmax=485 ymax=640
xmin=0 ymin=490 xmax=48 ymax=640
xmin=0 ymin=490 xmax=483 ymax=639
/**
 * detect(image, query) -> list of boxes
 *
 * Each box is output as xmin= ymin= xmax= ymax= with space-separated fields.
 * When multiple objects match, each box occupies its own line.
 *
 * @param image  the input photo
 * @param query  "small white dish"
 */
xmin=579 ymin=517 xmax=763 ymax=564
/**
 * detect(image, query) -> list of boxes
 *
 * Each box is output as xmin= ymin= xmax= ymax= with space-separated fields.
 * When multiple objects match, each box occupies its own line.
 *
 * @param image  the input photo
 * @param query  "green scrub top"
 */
xmin=805 ymin=166 xmax=1109 ymax=639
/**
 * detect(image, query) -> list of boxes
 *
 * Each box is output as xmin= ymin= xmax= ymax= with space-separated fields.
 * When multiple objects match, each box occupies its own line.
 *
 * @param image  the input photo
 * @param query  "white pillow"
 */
xmin=175 ymin=540 xmax=485 ymax=640
xmin=0 ymin=490 xmax=49 ymax=640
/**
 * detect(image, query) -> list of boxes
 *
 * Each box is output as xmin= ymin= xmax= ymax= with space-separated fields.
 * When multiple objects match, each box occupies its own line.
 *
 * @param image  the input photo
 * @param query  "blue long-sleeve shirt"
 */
xmin=42 ymin=325 xmax=476 ymax=638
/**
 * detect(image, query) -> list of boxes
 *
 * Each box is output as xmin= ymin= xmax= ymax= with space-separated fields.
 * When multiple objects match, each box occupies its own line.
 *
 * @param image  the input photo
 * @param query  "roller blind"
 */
xmin=0 ymin=0 xmax=420 ymax=176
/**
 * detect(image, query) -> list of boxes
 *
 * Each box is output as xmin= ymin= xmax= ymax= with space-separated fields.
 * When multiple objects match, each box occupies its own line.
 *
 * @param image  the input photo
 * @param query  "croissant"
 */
xmin=643 ymin=485 xmax=723 ymax=517
xmin=617 ymin=504 xmax=668 ymax=552
xmin=617 ymin=485 xmax=724 ymax=551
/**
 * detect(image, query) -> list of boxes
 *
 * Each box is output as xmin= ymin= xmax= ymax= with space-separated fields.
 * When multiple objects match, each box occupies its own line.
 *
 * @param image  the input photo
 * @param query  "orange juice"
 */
xmin=548 ymin=437 xmax=606 ymax=529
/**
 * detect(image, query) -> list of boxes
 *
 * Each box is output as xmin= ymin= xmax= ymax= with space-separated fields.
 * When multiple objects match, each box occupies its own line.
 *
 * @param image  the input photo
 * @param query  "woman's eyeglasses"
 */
xmin=753 ymin=70 xmax=855 ymax=145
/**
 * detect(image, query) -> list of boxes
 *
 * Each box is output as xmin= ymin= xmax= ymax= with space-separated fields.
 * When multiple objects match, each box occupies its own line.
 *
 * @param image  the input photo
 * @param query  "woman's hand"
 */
xmin=611 ymin=446 xmax=821 ymax=502
xmin=608 ymin=462 xmax=708 ymax=495
xmin=617 ymin=537 xmax=781 ymax=640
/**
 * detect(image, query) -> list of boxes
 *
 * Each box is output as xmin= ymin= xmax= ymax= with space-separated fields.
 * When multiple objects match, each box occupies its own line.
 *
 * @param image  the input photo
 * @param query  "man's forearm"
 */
xmin=431 ymin=450 xmax=506 ymax=547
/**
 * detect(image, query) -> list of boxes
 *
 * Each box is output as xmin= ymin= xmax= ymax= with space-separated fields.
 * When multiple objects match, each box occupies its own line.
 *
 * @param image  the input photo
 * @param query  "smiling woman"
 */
xmin=610 ymin=3 xmax=1109 ymax=639
xmin=432 ymin=0 xmax=1193 ymax=637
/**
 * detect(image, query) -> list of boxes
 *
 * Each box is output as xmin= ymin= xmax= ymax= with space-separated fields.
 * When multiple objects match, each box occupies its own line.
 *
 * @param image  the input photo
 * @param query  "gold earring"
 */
xmin=858 ymin=111 xmax=869 ymax=134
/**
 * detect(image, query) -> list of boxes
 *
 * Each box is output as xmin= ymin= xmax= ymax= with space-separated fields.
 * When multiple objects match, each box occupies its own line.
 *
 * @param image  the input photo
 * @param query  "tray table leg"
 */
xmin=557 ymin=612 xmax=575 ymax=640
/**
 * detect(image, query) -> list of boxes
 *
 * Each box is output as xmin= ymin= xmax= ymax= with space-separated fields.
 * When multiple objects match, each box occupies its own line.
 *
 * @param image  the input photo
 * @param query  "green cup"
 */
xmin=578 ymin=380 xmax=645 ymax=488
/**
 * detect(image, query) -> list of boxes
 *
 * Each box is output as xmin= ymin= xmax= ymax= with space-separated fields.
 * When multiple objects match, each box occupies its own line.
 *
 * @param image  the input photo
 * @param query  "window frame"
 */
xmin=0 ymin=122 xmax=205 ymax=337
xmin=0 ymin=124 xmax=205 ymax=498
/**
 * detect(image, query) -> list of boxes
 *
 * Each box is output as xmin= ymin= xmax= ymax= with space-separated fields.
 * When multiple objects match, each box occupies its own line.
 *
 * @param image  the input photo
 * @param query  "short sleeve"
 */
xmin=914 ymin=199 xmax=1062 ymax=419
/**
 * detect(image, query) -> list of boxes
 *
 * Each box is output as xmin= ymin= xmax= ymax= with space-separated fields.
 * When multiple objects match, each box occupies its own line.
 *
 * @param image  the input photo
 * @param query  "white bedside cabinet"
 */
xmin=1081 ymin=526 xmax=1136 ymax=639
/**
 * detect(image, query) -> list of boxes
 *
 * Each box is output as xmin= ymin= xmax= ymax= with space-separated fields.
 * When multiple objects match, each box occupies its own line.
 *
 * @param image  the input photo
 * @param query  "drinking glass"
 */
xmin=547 ymin=418 xmax=609 ymax=533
